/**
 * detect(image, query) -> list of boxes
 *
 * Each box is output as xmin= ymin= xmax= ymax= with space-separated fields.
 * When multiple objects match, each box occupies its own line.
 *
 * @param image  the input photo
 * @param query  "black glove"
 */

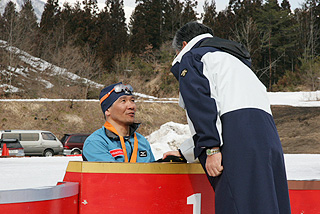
xmin=155 ymin=155 xmax=187 ymax=163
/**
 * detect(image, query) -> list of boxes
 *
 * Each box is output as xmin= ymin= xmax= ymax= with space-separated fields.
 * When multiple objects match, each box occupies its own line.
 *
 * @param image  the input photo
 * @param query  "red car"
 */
xmin=61 ymin=134 xmax=90 ymax=155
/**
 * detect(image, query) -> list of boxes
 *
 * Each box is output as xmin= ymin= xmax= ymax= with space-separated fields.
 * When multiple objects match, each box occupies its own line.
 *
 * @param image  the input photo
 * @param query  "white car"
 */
xmin=0 ymin=130 xmax=63 ymax=156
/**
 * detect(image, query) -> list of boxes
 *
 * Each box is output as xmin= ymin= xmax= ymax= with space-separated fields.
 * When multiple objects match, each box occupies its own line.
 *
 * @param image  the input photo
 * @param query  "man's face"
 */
xmin=106 ymin=95 xmax=136 ymax=126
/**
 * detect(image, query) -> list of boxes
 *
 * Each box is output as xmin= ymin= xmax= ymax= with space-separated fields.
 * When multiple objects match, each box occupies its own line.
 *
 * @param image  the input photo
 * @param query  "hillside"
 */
xmin=0 ymin=39 xmax=179 ymax=99
xmin=0 ymin=100 xmax=319 ymax=154
xmin=0 ymin=40 xmax=105 ymax=99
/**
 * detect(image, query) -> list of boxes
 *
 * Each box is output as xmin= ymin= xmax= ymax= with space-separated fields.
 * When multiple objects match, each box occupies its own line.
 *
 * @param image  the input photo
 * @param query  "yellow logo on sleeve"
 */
xmin=181 ymin=69 xmax=188 ymax=77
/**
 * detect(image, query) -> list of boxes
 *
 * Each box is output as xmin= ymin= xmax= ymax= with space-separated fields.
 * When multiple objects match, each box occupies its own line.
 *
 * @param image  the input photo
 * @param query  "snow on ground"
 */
xmin=0 ymin=91 xmax=320 ymax=191
xmin=0 ymin=156 xmax=82 ymax=191
xmin=268 ymin=91 xmax=320 ymax=107
xmin=0 ymin=84 xmax=21 ymax=93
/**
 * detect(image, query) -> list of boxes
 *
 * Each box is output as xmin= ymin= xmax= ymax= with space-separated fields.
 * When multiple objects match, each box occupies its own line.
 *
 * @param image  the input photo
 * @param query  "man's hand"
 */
xmin=163 ymin=151 xmax=180 ymax=159
xmin=206 ymin=151 xmax=223 ymax=177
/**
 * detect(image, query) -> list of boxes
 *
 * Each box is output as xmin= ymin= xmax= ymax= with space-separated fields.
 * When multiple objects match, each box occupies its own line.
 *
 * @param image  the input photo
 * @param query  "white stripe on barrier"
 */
xmin=0 ymin=182 xmax=78 ymax=204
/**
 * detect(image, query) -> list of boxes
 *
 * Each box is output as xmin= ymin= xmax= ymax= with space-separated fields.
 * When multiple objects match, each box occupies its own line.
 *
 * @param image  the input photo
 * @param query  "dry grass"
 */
xmin=271 ymin=106 xmax=320 ymax=154
xmin=0 ymin=101 xmax=186 ymax=139
xmin=135 ymin=102 xmax=187 ymax=136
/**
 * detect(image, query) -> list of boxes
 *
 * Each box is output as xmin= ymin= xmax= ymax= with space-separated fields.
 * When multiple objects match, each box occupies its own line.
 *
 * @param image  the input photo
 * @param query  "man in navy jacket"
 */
xmin=165 ymin=21 xmax=291 ymax=213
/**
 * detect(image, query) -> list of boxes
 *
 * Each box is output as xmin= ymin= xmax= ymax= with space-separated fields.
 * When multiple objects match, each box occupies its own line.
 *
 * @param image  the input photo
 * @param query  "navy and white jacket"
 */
xmin=171 ymin=34 xmax=273 ymax=161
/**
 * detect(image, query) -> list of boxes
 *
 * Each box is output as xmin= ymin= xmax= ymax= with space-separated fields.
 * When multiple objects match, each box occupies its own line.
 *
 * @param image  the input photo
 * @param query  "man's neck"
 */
xmin=107 ymin=120 xmax=129 ymax=136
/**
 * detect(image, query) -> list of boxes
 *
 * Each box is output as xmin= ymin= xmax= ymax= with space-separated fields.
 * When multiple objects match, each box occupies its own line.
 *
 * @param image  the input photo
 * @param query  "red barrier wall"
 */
xmin=64 ymin=162 xmax=214 ymax=214
xmin=288 ymin=180 xmax=320 ymax=214
xmin=0 ymin=182 xmax=79 ymax=214
xmin=63 ymin=161 xmax=320 ymax=214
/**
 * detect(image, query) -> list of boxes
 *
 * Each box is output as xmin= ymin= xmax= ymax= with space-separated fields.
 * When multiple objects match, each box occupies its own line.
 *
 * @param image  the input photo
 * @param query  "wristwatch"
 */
xmin=206 ymin=148 xmax=220 ymax=156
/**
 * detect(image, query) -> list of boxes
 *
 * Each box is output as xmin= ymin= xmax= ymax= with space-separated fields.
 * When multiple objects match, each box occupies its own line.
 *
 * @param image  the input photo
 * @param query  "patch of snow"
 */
xmin=0 ymin=40 xmax=104 ymax=89
xmin=268 ymin=91 xmax=320 ymax=107
xmin=8 ymin=66 xmax=28 ymax=78
xmin=147 ymin=122 xmax=191 ymax=160
xmin=36 ymin=78 xmax=54 ymax=89
xmin=0 ymin=84 xmax=22 ymax=93
xmin=134 ymin=92 xmax=158 ymax=99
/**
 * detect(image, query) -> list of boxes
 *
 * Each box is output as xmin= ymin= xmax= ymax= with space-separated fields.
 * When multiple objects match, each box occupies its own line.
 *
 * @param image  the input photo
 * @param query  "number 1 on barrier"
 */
xmin=187 ymin=193 xmax=201 ymax=214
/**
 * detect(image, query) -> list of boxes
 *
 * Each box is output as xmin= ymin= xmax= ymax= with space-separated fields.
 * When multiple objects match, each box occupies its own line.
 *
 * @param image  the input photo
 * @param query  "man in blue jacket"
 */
xmin=83 ymin=82 xmax=155 ymax=162
xmin=165 ymin=21 xmax=291 ymax=213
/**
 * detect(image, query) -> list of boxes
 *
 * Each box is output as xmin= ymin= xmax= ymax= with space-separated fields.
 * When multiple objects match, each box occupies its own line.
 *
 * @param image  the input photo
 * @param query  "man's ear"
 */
xmin=182 ymin=41 xmax=188 ymax=49
xmin=105 ymin=109 xmax=111 ymax=117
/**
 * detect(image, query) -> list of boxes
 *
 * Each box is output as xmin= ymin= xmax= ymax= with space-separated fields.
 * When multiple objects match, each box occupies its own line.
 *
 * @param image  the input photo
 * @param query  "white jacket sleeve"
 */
xmin=179 ymin=138 xmax=199 ymax=163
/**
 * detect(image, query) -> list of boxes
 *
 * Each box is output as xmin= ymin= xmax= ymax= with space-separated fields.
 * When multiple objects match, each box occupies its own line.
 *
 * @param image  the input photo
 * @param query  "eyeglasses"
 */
xmin=100 ymin=84 xmax=133 ymax=104
xmin=114 ymin=84 xmax=133 ymax=93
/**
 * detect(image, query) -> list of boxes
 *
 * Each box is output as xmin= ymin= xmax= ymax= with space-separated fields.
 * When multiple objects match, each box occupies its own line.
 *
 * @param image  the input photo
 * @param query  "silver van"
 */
xmin=0 ymin=130 xmax=63 ymax=156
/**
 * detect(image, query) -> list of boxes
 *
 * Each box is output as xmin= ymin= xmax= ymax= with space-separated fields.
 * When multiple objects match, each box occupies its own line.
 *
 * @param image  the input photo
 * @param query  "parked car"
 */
xmin=0 ymin=138 xmax=25 ymax=157
xmin=60 ymin=133 xmax=90 ymax=155
xmin=0 ymin=130 xmax=63 ymax=157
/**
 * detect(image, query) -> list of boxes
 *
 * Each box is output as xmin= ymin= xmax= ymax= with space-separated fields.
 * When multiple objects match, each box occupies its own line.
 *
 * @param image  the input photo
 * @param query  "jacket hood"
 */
xmin=171 ymin=33 xmax=213 ymax=66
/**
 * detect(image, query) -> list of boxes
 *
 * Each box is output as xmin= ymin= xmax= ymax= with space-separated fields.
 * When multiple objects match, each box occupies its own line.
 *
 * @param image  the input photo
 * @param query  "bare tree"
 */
xmin=51 ymin=42 xmax=102 ymax=99
xmin=232 ymin=17 xmax=262 ymax=57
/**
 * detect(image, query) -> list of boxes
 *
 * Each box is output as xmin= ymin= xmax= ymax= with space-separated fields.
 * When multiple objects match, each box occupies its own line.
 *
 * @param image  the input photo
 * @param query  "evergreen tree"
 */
xmin=229 ymin=0 xmax=262 ymax=34
xmin=257 ymin=0 xmax=293 ymax=90
xmin=202 ymin=0 xmax=217 ymax=29
xmin=129 ymin=0 xmax=198 ymax=54
xmin=1 ymin=1 xmax=19 ymax=88
xmin=164 ymin=0 xmax=184 ymax=39
xmin=40 ymin=0 xmax=60 ymax=34
xmin=96 ymin=7 xmax=111 ymax=68
xmin=19 ymin=0 xmax=38 ymax=31
xmin=294 ymin=0 xmax=320 ymax=88
xmin=228 ymin=0 xmax=241 ymax=12
xmin=69 ymin=2 xmax=84 ymax=42
xmin=76 ymin=0 xmax=100 ymax=48
xmin=281 ymin=0 xmax=291 ymax=11
xmin=17 ymin=0 xmax=39 ymax=54
xmin=2 ymin=1 xmax=18 ymax=44
xmin=97 ymin=0 xmax=128 ymax=69
xmin=181 ymin=0 xmax=198 ymax=24
xmin=129 ymin=0 xmax=166 ymax=53
xmin=142 ymin=0 xmax=163 ymax=49
xmin=304 ymin=0 xmax=320 ymax=57
xmin=278 ymin=0 xmax=299 ymax=74
xmin=38 ymin=0 xmax=60 ymax=60
xmin=108 ymin=0 xmax=127 ymax=53
xmin=129 ymin=2 xmax=149 ymax=54
xmin=56 ymin=3 xmax=74 ymax=45
xmin=230 ymin=0 xmax=262 ymax=71
xmin=213 ymin=8 xmax=235 ymax=39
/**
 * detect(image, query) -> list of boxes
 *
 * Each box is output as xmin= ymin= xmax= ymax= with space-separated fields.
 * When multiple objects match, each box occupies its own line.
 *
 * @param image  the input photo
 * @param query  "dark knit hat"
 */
xmin=99 ymin=82 xmax=133 ymax=113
